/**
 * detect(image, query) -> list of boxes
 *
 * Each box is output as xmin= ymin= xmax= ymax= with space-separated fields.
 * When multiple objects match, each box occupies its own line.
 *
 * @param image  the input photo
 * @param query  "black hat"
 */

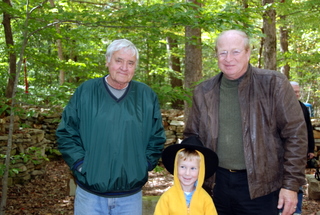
xmin=162 ymin=136 xmax=219 ymax=179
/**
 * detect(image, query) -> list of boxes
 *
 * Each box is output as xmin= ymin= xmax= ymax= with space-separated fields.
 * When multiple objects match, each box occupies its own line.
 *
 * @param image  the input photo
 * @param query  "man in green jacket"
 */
xmin=56 ymin=39 xmax=166 ymax=215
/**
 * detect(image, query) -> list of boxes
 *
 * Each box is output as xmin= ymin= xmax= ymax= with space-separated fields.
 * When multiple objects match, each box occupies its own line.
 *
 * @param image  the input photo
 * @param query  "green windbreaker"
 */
xmin=56 ymin=76 xmax=166 ymax=196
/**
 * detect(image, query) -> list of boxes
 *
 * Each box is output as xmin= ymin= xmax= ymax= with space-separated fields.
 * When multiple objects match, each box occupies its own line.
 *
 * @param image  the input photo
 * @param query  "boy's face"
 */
xmin=177 ymin=158 xmax=199 ymax=192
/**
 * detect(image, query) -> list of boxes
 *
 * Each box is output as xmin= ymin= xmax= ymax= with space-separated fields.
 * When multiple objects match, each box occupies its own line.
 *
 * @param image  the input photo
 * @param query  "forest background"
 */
xmin=0 ymin=0 xmax=319 ymax=213
xmin=1 ymin=0 xmax=319 ymax=116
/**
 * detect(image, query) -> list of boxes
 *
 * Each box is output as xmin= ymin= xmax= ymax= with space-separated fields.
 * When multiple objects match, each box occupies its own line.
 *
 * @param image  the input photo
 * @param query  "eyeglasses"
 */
xmin=217 ymin=49 xmax=244 ymax=59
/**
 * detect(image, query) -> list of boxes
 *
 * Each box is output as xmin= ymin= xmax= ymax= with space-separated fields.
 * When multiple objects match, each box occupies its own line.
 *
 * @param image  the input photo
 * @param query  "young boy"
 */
xmin=154 ymin=136 xmax=219 ymax=215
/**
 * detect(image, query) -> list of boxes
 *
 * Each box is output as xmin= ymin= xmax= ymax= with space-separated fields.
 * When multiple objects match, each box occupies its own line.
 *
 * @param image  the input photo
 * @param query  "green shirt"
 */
xmin=217 ymin=75 xmax=246 ymax=170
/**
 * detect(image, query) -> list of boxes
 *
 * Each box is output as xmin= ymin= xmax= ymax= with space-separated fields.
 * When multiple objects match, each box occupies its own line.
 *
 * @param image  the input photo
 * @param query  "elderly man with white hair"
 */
xmin=290 ymin=81 xmax=315 ymax=215
xmin=56 ymin=39 xmax=166 ymax=215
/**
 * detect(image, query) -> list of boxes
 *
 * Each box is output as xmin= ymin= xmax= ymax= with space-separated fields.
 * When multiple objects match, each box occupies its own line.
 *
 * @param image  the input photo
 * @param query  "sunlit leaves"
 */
xmin=0 ymin=0 xmax=319 ymax=109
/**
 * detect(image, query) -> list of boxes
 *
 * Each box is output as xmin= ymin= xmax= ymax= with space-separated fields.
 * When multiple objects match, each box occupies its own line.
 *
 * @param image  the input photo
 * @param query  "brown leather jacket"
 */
xmin=184 ymin=64 xmax=307 ymax=199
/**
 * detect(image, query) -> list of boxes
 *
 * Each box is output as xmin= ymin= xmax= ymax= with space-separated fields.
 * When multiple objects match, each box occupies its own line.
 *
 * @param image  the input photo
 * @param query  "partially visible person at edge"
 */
xmin=290 ymin=81 xmax=315 ymax=215
xmin=154 ymin=136 xmax=219 ymax=215
xmin=183 ymin=29 xmax=308 ymax=215
xmin=56 ymin=39 xmax=166 ymax=215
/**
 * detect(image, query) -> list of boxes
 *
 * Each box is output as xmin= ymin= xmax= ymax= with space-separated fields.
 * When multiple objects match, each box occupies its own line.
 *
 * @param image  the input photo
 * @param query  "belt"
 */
xmin=219 ymin=167 xmax=247 ymax=173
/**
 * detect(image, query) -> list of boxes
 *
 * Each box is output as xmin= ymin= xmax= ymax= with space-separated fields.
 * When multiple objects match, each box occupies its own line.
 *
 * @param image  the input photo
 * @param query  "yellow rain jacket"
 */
xmin=154 ymin=150 xmax=217 ymax=215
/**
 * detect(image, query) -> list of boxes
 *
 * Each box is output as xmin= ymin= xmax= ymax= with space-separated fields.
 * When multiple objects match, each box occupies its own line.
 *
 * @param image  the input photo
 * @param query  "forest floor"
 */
xmin=1 ymin=157 xmax=320 ymax=215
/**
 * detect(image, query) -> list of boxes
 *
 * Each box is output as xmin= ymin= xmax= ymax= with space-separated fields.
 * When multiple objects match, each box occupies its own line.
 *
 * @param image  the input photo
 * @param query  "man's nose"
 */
xmin=224 ymin=52 xmax=233 ymax=61
xmin=120 ymin=62 xmax=128 ymax=70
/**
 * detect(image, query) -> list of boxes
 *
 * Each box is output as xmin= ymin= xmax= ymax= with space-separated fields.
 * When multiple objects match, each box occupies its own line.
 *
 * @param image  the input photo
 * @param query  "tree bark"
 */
xmin=279 ymin=26 xmax=290 ymax=79
xmin=49 ymin=0 xmax=65 ymax=85
xmin=1 ymin=1 xmax=31 ymax=213
xmin=262 ymin=0 xmax=277 ymax=70
xmin=3 ymin=0 xmax=17 ymax=99
xmin=258 ymin=29 xmax=264 ymax=69
xmin=184 ymin=0 xmax=203 ymax=122
xmin=166 ymin=37 xmax=184 ymax=109
xmin=279 ymin=0 xmax=290 ymax=79
xmin=1 ymin=1 xmax=16 ymax=212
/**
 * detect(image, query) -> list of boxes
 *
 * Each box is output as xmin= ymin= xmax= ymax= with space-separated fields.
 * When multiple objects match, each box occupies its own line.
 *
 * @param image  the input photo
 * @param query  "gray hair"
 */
xmin=105 ymin=39 xmax=139 ymax=66
xmin=215 ymin=30 xmax=250 ymax=53
xmin=290 ymin=81 xmax=299 ymax=86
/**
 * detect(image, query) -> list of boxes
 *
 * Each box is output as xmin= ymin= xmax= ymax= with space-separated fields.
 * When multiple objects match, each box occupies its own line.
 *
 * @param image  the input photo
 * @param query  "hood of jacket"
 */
xmin=170 ymin=149 xmax=206 ymax=213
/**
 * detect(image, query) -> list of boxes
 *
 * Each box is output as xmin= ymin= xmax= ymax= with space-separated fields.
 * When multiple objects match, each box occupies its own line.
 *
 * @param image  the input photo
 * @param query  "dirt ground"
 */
xmin=1 ymin=157 xmax=320 ymax=214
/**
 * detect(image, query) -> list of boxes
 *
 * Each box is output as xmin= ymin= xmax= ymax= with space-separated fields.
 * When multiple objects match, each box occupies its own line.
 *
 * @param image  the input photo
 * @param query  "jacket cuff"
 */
xmin=73 ymin=159 xmax=84 ymax=172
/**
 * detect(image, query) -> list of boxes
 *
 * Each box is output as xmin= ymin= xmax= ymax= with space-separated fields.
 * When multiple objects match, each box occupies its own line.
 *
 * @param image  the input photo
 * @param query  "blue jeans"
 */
xmin=294 ymin=187 xmax=303 ymax=214
xmin=74 ymin=186 xmax=142 ymax=215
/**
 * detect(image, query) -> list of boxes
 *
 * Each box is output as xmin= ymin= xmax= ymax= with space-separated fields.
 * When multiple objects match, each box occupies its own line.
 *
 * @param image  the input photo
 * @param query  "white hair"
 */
xmin=290 ymin=81 xmax=299 ymax=86
xmin=105 ymin=39 xmax=139 ymax=66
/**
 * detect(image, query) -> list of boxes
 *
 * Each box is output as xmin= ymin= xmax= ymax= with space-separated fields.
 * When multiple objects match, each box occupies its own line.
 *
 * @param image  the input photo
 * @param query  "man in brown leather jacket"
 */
xmin=184 ymin=30 xmax=307 ymax=215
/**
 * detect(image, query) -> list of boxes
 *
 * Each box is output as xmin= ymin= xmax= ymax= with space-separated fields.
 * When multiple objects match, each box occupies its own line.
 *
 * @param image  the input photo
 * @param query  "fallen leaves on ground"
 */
xmin=3 ymin=158 xmax=74 ymax=215
xmin=0 ymin=157 xmax=319 ymax=214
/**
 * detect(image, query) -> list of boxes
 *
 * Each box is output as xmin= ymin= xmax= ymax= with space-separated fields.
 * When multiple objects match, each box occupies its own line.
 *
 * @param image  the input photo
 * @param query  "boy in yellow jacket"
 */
xmin=154 ymin=136 xmax=219 ymax=215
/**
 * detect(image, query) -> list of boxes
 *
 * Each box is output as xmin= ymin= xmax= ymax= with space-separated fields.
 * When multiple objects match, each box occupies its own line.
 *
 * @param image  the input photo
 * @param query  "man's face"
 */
xmin=291 ymin=84 xmax=301 ymax=99
xmin=106 ymin=48 xmax=136 ymax=86
xmin=216 ymin=32 xmax=251 ymax=80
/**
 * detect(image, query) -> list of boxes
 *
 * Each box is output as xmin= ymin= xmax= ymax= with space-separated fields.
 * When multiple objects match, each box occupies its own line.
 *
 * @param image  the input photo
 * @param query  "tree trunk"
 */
xmin=184 ymin=0 xmax=203 ymax=122
xmin=1 ymin=0 xmax=15 ymax=212
xmin=262 ymin=0 xmax=277 ymax=70
xmin=166 ymin=37 xmax=184 ymax=109
xmin=258 ymin=28 xmax=264 ymax=69
xmin=57 ymin=34 xmax=65 ymax=85
xmin=3 ymin=0 xmax=17 ymax=99
xmin=1 ymin=1 xmax=31 ymax=213
xmin=184 ymin=26 xmax=202 ymax=90
xmin=1 ymin=0 xmax=16 ymax=213
xmin=49 ymin=0 xmax=65 ymax=85
xmin=279 ymin=26 xmax=290 ymax=79
xmin=279 ymin=0 xmax=290 ymax=79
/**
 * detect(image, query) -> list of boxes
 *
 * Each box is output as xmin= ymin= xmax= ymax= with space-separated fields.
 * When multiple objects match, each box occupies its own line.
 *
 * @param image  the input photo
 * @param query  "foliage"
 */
xmin=0 ymin=97 xmax=11 ymax=117
xmin=276 ymin=0 xmax=320 ymax=115
xmin=0 ymin=0 xmax=319 ymax=114
xmin=0 ymin=147 xmax=49 ymax=177
xmin=45 ymin=148 xmax=61 ymax=156
xmin=153 ymin=165 xmax=165 ymax=173
xmin=0 ymin=164 xmax=19 ymax=178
